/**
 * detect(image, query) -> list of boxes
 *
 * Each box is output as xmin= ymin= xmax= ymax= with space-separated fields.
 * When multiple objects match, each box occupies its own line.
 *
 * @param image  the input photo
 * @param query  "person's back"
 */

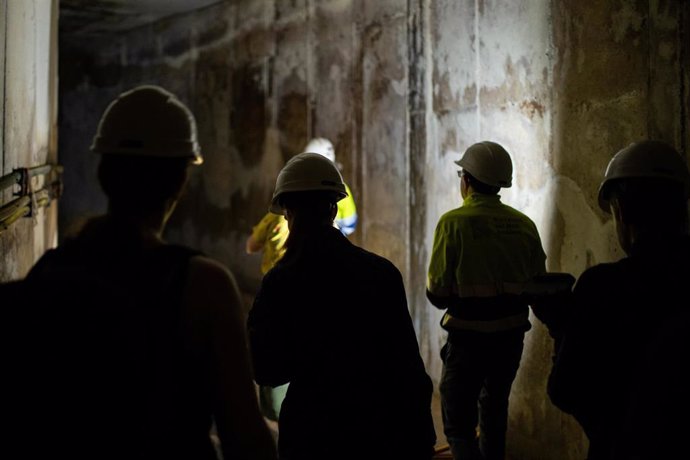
xmin=15 ymin=218 xmax=215 ymax=459
xmin=547 ymin=140 xmax=690 ymax=459
xmin=612 ymin=308 xmax=690 ymax=460
xmin=432 ymin=195 xmax=545 ymax=304
xmin=548 ymin=232 xmax=690 ymax=456
xmin=253 ymin=225 xmax=435 ymax=459
xmin=248 ymin=153 xmax=435 ymax=459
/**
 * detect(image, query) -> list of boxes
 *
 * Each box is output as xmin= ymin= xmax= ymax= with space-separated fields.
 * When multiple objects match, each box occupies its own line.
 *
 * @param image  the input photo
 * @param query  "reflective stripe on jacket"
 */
xmin=441 ymin=310 xmax=529 ymax=333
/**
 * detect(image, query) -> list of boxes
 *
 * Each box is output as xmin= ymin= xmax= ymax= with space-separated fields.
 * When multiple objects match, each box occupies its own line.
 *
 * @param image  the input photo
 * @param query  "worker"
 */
xmin=8 ymin=85 xmax=277 ymax=460
xmin=245 ymin=137 xmax=357 ymax=422
xmin=427 ymin=141 xmax=547 ymax=460
xmin=248 ymin=152 xmax=436 ymax=459
xmin=546 ymin=140 xmax=690 ymax=460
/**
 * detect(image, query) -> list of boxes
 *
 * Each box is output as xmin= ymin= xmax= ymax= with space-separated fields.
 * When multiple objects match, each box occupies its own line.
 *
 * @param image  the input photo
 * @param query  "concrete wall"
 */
xmin=0 ymin=0 xmax=58 ymax=282
xmin=57 ymin=1 xmax=689 ymax=458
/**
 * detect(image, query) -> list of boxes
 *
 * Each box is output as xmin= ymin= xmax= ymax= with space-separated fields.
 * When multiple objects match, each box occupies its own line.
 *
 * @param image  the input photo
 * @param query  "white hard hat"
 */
xmin=91 ymin=85 xmax=203 ymax=165
xmin=270 ymin=152 xmax=348 ymax=214
xmin=598 ymin=140 xmax=690 ymax=212
xmin=455 ymin=141 xmax=512 ymax=188
xmin=304 ymin=137 xmax=336 ymax=162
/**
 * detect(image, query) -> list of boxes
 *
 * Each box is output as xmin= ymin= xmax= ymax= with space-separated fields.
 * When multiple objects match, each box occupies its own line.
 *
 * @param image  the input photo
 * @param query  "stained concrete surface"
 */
xmin=52 ymin=1 xmax=690 ymax=459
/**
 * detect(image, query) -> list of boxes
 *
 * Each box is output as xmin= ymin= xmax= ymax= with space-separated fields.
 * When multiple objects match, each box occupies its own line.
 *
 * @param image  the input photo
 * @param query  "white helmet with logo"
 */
xmin=304 ymin=137 xmax=336 ymax=163
xmin=270 ymin=152 xmax=348 ymax=214
xmin=455 ymin=141 xmax=512 ymax=188
xmin=91 ymin=85 xmax=203 ymax=165
xmin=598 ymin=140 xmax=690 ymax=212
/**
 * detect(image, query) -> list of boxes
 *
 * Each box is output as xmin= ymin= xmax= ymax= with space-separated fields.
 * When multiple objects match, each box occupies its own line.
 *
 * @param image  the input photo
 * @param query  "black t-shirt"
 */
xmin=5 ymin=219 xmax=216 ymax=460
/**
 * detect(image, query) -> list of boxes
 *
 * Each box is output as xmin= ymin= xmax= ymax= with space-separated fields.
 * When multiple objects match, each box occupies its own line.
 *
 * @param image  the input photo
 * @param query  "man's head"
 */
xmin=270 ymin=152 xmax=347 ymax=230
xmin=91 ymin=85 xmax=202 ymax=218
xmin=598 ymin=140 xmax=690 ymax=253
xmin=455 ymin=141 xmax=513 ymax=197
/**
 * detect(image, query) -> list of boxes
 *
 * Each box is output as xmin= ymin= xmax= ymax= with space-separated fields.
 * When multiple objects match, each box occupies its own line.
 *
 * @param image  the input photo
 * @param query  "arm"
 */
xmin=426 ymin=289 xmax=450 ymax=309
xmin=526 ymin=271 xmax=574 ymax=339
xmin=546 ymin=269 xmax=601 ymax=429
xmin=426 ymin=216 xmax=456 ymax=309
xmin=247 ymin=273 xmax=293 ymax=387
xmin=183 ymin=256 xmax=277 ymax=460
xmin=246 ymin=213 xmax=273 ymax=254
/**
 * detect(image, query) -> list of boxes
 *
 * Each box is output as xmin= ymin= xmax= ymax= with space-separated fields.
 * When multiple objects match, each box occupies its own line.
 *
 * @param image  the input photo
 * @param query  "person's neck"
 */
xmin=106 ymin=211 xmax=166 ymax=245
xmin=627 ymin=225 xmax=689 ymax=255
xmin=285 ymin=220 xmax=334 ymax=248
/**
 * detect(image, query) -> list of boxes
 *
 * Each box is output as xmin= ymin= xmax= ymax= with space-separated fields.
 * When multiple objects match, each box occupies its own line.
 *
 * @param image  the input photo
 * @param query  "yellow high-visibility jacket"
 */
xmin=427 ymin=192 xmax=546 ymax=332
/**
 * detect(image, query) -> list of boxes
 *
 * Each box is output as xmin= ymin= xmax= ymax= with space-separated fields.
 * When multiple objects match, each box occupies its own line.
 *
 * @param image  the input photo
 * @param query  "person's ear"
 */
xmin=460 ymin=174 xmax=468 ymax=198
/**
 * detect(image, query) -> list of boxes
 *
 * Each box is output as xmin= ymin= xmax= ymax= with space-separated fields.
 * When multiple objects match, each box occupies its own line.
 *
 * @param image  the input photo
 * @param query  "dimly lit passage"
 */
xmin=1 ymin=1 xmax=688 ymax=460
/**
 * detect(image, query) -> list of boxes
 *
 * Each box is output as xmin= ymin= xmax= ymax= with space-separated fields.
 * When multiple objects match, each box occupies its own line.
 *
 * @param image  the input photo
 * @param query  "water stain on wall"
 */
xmin=277 ymin=90 xmax=308 ymax=160
xmin=231 ymin=64 xmax=267 ymax=167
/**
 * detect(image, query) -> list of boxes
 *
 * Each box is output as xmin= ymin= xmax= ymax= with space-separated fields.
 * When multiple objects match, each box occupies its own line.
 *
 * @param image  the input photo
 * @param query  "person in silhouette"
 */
xmin=247 ymin=152 xmax=436 ymax=460
xmin=7 ymin=85 xmax=276 ymax=460
xmin=245 ymin=137 xmax=358 ymax=423
xmin=546 ymin=140 xmax=690 ymax=460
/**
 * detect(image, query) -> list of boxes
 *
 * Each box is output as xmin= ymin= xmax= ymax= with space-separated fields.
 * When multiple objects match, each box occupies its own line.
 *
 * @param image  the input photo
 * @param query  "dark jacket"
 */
xmin=547 ymin=234 xmax=690 ymax=459
xmin=248 ymin=226 xmax=436 ymax=459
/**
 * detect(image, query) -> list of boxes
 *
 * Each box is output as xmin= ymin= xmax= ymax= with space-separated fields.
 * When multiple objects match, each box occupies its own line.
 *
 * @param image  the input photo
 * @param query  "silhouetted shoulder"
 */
xmin=188 ymin=255 xmax=237 ymax=284
xmin=183 ymin=255 xmax=276 ymax=459
xmin=351 ymin=243 xmax=403 ymax=280
xmin=352 ymin=243 xmax=398 ymax=267
xmin=184 ymin=255 xmax=243 ymax=312
xmin=573 ymin=262 xmax=620 ymax=293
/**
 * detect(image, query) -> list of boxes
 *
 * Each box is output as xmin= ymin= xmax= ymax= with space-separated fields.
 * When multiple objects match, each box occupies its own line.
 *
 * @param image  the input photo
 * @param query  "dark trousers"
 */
xmin=440 ymin=331 xmax=525 ymax=460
